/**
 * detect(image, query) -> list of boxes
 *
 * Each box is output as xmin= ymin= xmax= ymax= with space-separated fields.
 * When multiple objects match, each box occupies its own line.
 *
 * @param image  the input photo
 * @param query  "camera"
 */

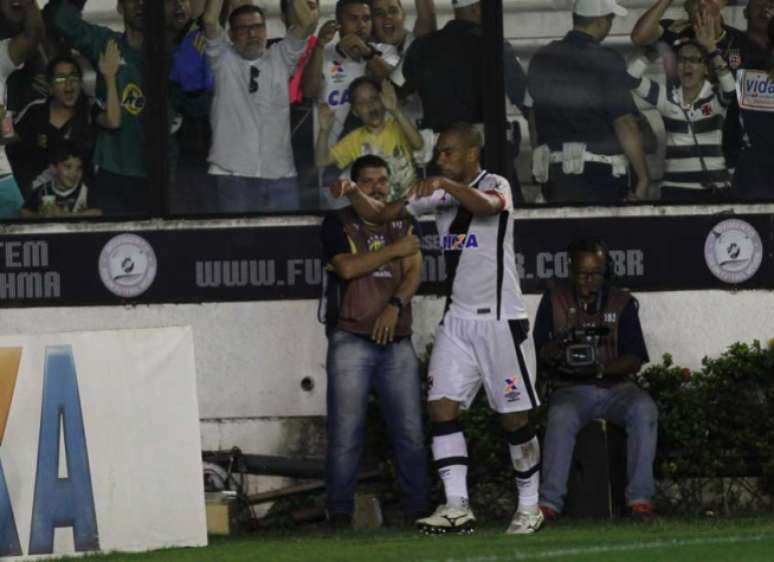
xmin=560 ymin=326 xmax=610 ymax=376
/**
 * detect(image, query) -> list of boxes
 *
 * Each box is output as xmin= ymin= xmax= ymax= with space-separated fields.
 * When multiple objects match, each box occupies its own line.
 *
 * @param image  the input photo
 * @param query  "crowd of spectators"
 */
xmin=0 ymin=0 xmax=771 ymax=218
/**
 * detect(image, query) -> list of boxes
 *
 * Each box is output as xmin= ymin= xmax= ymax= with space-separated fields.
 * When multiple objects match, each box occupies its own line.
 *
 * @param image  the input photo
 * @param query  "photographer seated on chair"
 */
xmin=533 ymin=239 xmax=658 ymax=521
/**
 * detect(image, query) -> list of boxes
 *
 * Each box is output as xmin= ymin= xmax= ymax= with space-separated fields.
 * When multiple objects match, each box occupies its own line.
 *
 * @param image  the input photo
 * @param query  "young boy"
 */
xmin=315 ymin=77 xmax=423 ymax=201
xmin=22 ymin=140 xmax=100 ymax=217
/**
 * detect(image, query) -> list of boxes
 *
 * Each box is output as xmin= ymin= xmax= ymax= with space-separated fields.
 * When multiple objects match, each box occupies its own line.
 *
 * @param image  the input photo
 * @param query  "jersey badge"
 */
xmin=504 ymin=377 xmax=521 ymax=402
xmin=121 ymin=83 xmax=146 ymax=116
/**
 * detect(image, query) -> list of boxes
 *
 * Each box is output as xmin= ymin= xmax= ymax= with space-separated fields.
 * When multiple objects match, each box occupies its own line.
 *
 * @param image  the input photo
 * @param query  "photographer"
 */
xmin=533 ymin=240 xmax=658 ymax=520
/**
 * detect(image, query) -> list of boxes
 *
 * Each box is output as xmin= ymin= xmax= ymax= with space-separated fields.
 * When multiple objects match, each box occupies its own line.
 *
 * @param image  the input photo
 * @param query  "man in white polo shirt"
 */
xmin=203 ymin=0 xmax=318 ymax=212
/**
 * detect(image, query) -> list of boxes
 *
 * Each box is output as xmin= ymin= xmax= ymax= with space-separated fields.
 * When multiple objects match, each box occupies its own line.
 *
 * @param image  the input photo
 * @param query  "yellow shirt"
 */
xmin=330 ymin=118 xmax=417 ymax=200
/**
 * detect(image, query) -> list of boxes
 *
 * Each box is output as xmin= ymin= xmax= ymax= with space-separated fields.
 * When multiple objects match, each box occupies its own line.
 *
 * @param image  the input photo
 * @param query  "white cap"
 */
xmin=452 ymin=0 xmax=480 ymax=8
xmin=573 ymin=0 xmax=628 ymax=17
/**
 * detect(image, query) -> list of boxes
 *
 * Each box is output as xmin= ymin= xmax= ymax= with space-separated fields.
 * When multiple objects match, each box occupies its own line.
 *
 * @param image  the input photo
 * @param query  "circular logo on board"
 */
xmin=99 ymin=234 xmax=158 ymax=298
xmin=704 ymin=219 xmax=763 ymax=284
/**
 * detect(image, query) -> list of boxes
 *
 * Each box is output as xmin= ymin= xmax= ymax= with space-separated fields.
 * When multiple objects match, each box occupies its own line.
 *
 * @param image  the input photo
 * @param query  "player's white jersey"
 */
xmin=406 ymin=171 xmax=527 ymax=321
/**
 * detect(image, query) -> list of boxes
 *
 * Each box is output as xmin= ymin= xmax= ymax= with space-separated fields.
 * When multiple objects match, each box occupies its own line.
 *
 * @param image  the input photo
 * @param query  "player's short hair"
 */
xmin=348 ymin=76 xmax=381 ymax=99
xmin=229 ymin=4 xmax=266 ymax=29
xmin=336 ymin=0 xmax=370 ymax=22
xmin=441 ymin=122 xmax=483 ymax=150
xmin=46 ymin=54 xmax=83 ymax=82
xmin=48 ymin=139 xmax=87 ymax=166
xmin=350 ymin=154 xmax=390 ymax=182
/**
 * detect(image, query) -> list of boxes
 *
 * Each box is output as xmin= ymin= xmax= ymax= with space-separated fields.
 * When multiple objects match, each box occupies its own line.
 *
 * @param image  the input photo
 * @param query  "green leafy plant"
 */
xmin=636 ymin=341 xmax=774 ymax=515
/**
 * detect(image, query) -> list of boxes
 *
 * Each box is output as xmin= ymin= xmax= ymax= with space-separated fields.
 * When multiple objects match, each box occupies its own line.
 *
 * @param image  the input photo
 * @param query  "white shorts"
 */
xmin=427 ymin=315 xmax=540 ymax=413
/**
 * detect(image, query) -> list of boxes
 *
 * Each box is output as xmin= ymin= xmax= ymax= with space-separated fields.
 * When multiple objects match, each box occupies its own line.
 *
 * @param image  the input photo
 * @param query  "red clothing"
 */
xmin=289 ymin=35 xmax=317 ymax=103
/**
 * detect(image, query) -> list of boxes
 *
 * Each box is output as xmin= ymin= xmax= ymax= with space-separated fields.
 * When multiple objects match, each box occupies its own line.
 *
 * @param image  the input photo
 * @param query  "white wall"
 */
xmin=2 ymin=208 xmax=773 ymax=459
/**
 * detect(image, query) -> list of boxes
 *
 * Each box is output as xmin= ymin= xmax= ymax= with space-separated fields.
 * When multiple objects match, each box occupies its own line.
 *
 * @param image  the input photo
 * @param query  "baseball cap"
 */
xmin=452 ymin=0 xmax=480 ymax=8
xmin=573 ymin=0 xmax=628 ymax=17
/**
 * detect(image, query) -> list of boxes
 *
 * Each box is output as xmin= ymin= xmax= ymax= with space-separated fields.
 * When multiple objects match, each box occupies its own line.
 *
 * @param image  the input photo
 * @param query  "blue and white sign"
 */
xmin=0 ymin=327 xmax=206 ymax=560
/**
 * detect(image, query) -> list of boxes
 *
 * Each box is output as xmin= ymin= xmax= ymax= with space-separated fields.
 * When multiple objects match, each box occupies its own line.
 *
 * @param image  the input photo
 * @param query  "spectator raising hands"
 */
xmin=95 ymin=40 xmax=122 ymax=130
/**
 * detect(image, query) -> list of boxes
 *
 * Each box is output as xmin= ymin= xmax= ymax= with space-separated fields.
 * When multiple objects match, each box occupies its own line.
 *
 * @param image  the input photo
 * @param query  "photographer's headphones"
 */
xmin=567 ymin=239 xmax=614 ymax=282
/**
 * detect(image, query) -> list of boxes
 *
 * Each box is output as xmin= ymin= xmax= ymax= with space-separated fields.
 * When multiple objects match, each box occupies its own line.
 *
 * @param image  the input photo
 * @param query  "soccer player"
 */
xmin=330 ymin=122 xmax=542 ymax=535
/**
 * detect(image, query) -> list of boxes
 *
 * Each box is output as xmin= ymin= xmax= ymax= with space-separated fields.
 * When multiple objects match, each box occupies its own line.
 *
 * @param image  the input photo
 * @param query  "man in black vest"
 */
xmin=533 ymin=239 xmax=657 ymax=520
xmin=320 ymin=154 xmax=430 ymax=528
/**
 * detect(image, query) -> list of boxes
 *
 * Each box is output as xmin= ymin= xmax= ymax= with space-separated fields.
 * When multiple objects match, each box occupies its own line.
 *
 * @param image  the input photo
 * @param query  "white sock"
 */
xmin=509 ymin=435 xmax=541 ymax=512
xmin=432 ymin=430 xmax=469 ymax=507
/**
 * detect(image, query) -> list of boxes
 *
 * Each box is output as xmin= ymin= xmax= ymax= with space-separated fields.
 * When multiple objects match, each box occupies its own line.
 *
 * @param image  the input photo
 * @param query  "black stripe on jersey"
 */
xmin=692 ymin=92 xmax=715 ymax=109
xmin=663 ymin=114 xmax=724 ymax=135
xmin=663 ymin=169 xmax=731 ymax=184
xmin=509 ymin=319 xmax=538 ymax=409
xmin=441 ymin=172 xmax=488 ymax=315
xmin=665 ymin=145 xmax=724 ymax=159
xmin=644 ymin=80 xmax=660 ymax=106
xmin=442 ymin=206 xmax=474 ymax=315
xmin=495 ymin=211 xmax=509 ymax=320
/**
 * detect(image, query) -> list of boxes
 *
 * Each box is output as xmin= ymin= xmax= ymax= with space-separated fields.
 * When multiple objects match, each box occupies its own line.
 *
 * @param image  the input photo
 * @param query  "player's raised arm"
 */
xmin=415 ymin=176 xmax=503 ymax=217
xmin=330 ymin=179 xmax=410 ymax=223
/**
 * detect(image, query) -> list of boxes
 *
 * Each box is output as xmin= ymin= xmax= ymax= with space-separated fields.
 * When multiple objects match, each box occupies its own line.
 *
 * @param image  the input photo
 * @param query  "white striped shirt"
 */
xmin=628 ymin=57 xmax=735 ymax=190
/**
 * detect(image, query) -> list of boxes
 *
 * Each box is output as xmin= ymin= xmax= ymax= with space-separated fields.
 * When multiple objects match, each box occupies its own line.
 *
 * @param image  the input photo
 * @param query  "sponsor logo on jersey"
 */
xmin=442 ymin=233 xmax=479 ymax=251
xmin=99 ymin=234 xmax=158 ymax=298
xmin=704 ymin=219 xmax=763 ymax=284
xmin=121 ymin=83 xmax=146 ymax=116
xmin=330 ymin=60 xmax=347 ymax=84
xmin=326 ymin=88 xmax=351 ymax=107
xmin=367 ymin=234 xmax=393 ymax=278
xmin=504 ymin=377 xmax=521 ymax=402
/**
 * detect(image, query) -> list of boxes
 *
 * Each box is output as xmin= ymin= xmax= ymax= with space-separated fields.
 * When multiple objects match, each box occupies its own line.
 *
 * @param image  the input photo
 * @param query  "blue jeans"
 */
xmin=540 ymin=382 xmax=658 ymax=512
xmin=325 ymin=330 xmax=431 ymax=516
xmin=213 ymin=175 xmax=299 ymax=213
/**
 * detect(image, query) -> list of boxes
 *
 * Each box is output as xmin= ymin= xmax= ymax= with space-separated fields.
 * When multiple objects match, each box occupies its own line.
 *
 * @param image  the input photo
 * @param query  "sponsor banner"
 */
xmin=0 ymin=328 xmax=206 ymax=560
xmin=0 ymin=214 xmax=771 ymax=307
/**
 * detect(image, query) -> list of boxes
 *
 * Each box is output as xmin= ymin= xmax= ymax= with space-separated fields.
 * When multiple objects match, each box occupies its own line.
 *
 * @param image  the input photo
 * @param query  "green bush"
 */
xmin=636 ymin=341 xmax=774 ymax=514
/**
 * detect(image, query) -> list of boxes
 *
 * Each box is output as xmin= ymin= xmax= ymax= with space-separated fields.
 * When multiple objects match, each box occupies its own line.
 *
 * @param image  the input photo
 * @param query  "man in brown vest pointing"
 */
xmin=533 ymin=239 xmax=658 ymax=520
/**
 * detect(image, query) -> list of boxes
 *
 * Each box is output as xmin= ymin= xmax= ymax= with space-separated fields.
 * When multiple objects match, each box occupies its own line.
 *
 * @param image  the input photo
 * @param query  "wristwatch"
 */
xmin=388 ymin=296 xmax=403 ymax=310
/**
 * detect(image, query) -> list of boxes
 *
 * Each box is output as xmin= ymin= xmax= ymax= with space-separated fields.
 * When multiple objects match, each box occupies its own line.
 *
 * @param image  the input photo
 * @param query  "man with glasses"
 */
xmin=533 ymin=239 xmax=657 ymax=521
xmin=203 ymin=0 xmax=318 ymax=212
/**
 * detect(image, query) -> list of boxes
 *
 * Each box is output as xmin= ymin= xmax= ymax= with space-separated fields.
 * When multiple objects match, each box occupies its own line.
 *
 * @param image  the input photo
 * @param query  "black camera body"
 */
xmin=558 ymin=326 xmax=610 ymax=377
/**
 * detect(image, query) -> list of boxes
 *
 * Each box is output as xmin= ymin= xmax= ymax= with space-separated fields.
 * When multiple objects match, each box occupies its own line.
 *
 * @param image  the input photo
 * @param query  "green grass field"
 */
xmin=48 ymin=515 xmax=774 ymax=562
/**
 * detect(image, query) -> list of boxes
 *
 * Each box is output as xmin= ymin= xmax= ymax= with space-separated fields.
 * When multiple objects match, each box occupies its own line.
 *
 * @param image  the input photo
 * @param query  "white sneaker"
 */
xmin=416 ymin=504 xmax=475 ymax=534
xmin=505 ymin=507 xmax=544 ymax=535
